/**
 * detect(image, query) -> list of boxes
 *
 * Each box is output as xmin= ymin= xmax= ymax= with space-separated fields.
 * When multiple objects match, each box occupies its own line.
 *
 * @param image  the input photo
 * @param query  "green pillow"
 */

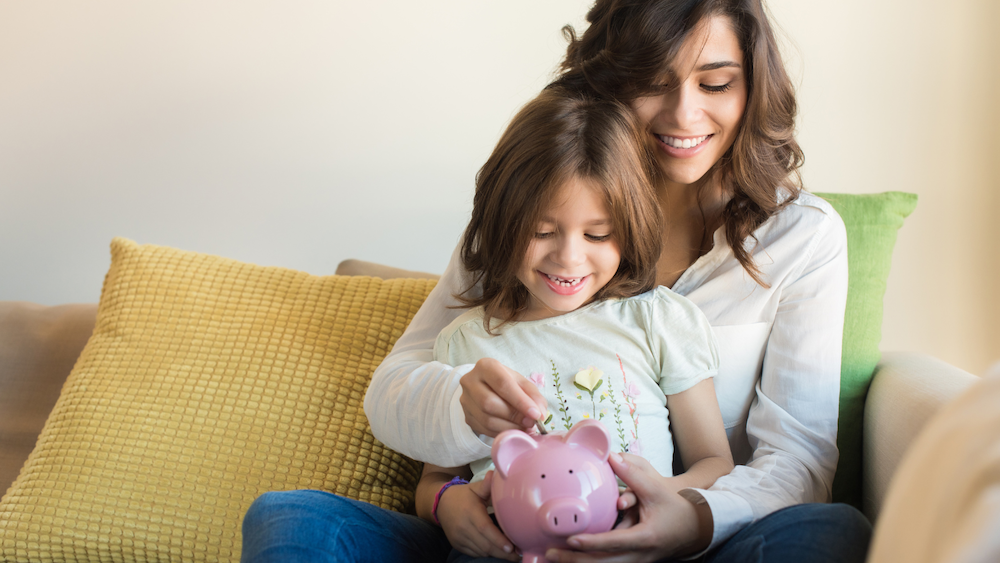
xmin=815 ymin=191 xmax=918 ymax=508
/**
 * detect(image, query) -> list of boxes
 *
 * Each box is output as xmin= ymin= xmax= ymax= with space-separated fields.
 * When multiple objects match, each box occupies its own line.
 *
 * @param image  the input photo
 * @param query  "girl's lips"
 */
xmin=540 ymin=272 xmax=590 ymax=296
xmin=655 ymin=133 xmax=713 ymax=159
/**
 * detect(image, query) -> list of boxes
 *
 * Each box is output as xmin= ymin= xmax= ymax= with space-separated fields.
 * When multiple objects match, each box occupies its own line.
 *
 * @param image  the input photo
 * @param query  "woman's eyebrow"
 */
xmin=698 ymin=61 xmax=741 ymax=71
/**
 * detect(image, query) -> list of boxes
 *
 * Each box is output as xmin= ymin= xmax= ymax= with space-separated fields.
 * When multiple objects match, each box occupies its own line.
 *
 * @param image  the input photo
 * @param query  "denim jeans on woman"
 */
xmin=240 ymin=490 xmax=871 ymax=563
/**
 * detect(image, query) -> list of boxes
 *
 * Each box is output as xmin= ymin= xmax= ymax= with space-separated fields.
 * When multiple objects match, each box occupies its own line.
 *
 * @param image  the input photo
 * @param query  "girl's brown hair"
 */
xmin=554 ymin=0 xmax=803 ymax=285
xmin=459 ymin=87 xmax=663 ymax=330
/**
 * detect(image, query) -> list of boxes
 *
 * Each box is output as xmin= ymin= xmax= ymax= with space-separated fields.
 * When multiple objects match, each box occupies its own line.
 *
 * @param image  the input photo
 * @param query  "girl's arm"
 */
xmin=664 ymin=378 xmax=734 ymax=492
xmin=364 ymin=242 xmax=545 ymax=466
xmin=416 ymin=463 xmax=518 ymax=561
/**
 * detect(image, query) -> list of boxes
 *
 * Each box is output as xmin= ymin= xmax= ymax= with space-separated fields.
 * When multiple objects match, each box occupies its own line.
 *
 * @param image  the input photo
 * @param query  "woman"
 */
xmin=362 ymin=0 xmax=870 ymax=561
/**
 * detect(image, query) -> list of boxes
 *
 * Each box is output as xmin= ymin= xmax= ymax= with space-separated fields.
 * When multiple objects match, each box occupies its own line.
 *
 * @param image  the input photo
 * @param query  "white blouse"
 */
xmin=364 ymin=191 xmax=848 ymax=549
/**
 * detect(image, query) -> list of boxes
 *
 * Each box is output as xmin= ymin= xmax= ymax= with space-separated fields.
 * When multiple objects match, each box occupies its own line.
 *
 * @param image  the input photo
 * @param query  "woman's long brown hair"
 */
xmin=553 ymin=0 xmax=803 ymax=286
xmin=458 ymin=88 xmax=663 ymax=331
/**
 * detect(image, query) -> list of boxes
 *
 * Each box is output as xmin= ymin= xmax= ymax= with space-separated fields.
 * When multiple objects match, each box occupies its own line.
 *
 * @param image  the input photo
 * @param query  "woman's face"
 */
xmin=630 ymin=15 xmax=748 ymax=189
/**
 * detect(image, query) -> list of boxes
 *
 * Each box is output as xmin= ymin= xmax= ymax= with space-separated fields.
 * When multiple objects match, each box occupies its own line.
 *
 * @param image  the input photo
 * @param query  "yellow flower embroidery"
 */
xmin=574 ymin=366 xmax=604 ymax=391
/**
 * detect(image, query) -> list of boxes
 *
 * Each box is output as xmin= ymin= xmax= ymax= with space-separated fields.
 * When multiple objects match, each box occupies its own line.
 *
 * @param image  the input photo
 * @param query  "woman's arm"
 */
xmin=364 ymin=242 xmax=545 ymax=466
xmin=364 ymin=243 xmax=485 ymax=465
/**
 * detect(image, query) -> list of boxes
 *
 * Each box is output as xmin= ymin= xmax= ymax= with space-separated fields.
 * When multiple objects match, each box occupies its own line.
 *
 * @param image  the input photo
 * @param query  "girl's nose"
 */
xmin=553 ymin=236 xmax=585 ymax=267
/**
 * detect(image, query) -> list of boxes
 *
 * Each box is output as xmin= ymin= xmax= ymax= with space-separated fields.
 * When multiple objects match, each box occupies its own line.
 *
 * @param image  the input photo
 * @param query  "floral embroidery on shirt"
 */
xmin=628 ymin=439 xmax=643 ymax=456
xmin=574 ymin=366 xmax=604 ymax=420
xmin=539 ymin=357 xmax=640 ymax=449
xmin=607 ymin=355 xmax=626 ymax=446
xmin=549 ymin=360 xmax=573 ymax=431
xmin=620 ymin=356 xmax=641 ymax=448
xmin=529 ymin=372 xmax=545 ymax=388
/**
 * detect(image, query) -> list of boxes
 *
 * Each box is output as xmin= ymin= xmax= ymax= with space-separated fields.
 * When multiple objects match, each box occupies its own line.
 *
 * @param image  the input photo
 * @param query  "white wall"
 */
xmin=1 ymin=1 xmax=997 ymax=374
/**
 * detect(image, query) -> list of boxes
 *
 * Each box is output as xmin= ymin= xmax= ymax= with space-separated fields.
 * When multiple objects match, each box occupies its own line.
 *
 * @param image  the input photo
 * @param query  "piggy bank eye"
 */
xmin=541 ymin=474 xmax=546 ymax=479
xmin=569 ymin=469 xmax=574 ymax=474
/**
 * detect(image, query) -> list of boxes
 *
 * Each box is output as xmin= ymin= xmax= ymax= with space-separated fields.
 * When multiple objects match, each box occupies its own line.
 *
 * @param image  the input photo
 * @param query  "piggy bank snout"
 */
xmin=538 ymin=497 xmax=591 ymax=536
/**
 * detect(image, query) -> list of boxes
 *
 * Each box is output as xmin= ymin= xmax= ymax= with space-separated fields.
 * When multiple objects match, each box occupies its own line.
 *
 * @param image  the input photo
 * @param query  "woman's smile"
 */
xmin=655 ymin=133 xmax=714 ymax=158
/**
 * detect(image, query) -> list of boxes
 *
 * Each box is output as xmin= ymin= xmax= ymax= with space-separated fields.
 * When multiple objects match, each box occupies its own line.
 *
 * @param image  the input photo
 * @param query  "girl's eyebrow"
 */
xmin=698 ymin=61 xmax=741 ymax=71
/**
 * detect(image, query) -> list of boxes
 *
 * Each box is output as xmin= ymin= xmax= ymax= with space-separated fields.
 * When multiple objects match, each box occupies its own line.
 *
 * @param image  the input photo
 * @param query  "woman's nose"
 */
xmin=666 ymin=85 xmax=699 ymax=129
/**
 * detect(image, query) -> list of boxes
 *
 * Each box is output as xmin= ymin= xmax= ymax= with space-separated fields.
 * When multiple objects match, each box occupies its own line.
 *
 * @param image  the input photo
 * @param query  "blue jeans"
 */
xmin=240 ymin=490 xmax=871 ymax=563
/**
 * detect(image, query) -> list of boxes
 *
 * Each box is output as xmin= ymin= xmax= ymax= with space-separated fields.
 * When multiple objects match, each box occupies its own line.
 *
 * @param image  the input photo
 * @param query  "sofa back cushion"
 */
xmin=817 ymin=191 xmax=918 ymax=507
xmin=0 ymin=302 xmax=96 ymax=496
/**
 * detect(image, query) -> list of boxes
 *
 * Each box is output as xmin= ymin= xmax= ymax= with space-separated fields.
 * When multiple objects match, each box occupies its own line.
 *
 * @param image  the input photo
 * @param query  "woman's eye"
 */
xmin=586 ymin=234 xmax=612 ymax=242
xmin=702 ymin=83 xmax=733 ymax=93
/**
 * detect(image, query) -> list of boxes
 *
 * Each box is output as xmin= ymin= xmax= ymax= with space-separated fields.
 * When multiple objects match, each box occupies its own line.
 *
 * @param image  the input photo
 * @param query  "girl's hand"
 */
xmin=545 ymin=453 xmax=713 ymax=563
xmin=460 ymin=357 xmax=547 ymax=437
xmin=436 ymin=471 xmax=519 ymax=561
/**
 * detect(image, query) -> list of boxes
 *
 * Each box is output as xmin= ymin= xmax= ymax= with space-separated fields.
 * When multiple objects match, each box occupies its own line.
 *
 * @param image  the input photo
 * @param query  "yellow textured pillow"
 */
xmin=0 ymin=238 xmax=436 ymax=563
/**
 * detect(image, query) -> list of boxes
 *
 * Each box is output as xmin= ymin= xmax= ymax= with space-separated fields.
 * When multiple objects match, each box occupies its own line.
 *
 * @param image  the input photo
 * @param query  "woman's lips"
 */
xmin=541 ymin=272 xmax=589 ymax=296
xmin=655 ymin=133 xmax=713 ymax=158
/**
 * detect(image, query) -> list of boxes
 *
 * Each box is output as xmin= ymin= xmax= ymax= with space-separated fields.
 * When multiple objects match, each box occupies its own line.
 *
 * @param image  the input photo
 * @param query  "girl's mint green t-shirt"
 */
xmin=433 ymin=286 xmax=719 ymax=482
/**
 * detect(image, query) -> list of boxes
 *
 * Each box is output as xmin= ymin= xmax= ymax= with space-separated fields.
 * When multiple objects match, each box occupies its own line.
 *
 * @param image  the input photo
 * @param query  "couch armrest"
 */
xmin=862 ymin=351 xmax=979 ymax=521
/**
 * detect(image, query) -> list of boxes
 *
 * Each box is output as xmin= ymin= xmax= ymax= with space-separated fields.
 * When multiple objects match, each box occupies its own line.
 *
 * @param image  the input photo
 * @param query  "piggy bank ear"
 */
xmin=564 ymin=419 xmax=611 ymax=461
xmin=491 ymin=430 xmax=538 ymax=479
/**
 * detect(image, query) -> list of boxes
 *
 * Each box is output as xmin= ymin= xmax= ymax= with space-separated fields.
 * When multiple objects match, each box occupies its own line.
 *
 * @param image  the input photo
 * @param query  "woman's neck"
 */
xmin=655 ymin=176 xmax=730 ymax=288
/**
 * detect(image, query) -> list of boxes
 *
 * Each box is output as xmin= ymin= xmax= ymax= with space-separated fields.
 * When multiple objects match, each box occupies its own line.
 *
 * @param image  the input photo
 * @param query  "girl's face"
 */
xmin=517 ymin=176 xmax=622 ymax=321
xmin=630 ymin=15 xmax=748 ymax=189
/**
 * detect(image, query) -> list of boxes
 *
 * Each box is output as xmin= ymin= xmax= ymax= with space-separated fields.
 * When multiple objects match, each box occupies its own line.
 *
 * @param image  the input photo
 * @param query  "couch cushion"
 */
xmin=0 ymin=238 xmax=435 ymax=563
xmin=0 ymin=302 xmax=97 ymax=498
xmin=816 ymin=191 xmax=918 ymax=507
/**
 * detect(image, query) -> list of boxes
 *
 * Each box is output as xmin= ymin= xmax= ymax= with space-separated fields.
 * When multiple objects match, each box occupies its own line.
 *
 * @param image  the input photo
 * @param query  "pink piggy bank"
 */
xmin=490 ymin=419 xmax=619 ymax=563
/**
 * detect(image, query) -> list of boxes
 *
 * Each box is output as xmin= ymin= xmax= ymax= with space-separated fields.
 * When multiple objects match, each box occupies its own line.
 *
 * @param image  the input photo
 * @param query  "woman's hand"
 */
xmin=436 ymin=471 xmax=519 ymax=561
xmin=460 ymin=357 xmax=547 ymax=437
xmin=544 ymin=453 xmax=713 ymax=563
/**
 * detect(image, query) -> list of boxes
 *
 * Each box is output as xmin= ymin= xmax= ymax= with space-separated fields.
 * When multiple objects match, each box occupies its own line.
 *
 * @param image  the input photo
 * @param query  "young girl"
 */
xmin=416 ymin=87 xmax=734 ymax=561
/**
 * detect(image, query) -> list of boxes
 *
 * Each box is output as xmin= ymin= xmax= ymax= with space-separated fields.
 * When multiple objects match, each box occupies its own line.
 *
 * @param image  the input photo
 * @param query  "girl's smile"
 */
xmin=539 ymin=272 xmax=590 ymax=295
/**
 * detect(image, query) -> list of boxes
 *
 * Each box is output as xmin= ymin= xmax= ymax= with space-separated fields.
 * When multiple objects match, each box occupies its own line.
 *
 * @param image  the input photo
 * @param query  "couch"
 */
xmin=0 ymin=192 xmax=982 ymax=562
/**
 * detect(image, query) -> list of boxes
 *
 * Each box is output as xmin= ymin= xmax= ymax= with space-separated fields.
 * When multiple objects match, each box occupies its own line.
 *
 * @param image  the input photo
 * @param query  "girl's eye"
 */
xmin=702 ymin=83 xmax=733 ymax=94
xmin=586 ymin=234 xmax=612 ymax=242
xmin=534 ymin=231 xmax=555 ymax=239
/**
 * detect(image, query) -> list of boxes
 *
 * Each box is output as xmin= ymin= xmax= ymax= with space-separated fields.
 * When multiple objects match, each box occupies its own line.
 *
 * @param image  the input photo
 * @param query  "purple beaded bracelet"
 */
xmin=432 ymin=475 xmax=469 ymax=524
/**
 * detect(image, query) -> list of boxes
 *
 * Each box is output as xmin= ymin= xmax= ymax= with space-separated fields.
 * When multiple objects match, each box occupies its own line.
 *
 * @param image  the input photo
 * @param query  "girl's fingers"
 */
xmin=468 ymin=510 xmax=518 ymax=561
xmin=461 ymin=359 xmax=538 ymax=436
xmin=481 ymin=363 xmax=542 ymax=424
